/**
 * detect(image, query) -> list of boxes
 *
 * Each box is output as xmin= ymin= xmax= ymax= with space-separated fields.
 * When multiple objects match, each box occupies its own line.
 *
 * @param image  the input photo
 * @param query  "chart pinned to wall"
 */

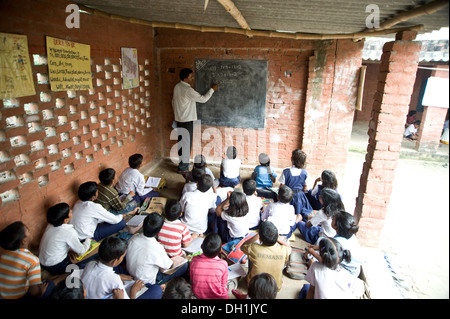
xmin=0 ymin=32 xmax=36 ymax=99
xmin=121 ymin=47 xmax=139 ymax=89
xmin=46 ymin=36 xmax=93 ymax=91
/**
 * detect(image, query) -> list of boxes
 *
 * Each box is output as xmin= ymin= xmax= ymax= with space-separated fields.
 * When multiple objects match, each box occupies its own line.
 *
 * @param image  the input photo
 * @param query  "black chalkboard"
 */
xmin=195 ymin=59 xmax=268 ymax=129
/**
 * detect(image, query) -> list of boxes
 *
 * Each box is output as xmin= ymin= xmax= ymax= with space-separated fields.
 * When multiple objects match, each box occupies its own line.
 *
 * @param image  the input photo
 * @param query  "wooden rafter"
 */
xmin=216 ymin=0 xmax=251 ymax=30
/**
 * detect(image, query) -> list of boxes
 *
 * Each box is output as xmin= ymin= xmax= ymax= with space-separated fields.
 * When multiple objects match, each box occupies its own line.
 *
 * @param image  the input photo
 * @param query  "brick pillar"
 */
xmin=354 ymin=31 xmax=422 ymax=248
xmin=415 ymin=106 xmax=448 ymax=152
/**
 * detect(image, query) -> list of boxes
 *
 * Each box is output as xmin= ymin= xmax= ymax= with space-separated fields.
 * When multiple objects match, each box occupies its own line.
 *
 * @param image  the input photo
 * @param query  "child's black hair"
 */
xmin=128 ymin=153 xmax=143 ymax=169
xmin=242 ymin=178 xmax=256 ymax=196
xmin=162 ymin=277 xmax=193 ymax=299
xmin=0 ymin=221 xmax=27 ymax=251
xmin=291 ymin=149 xmax=306 ymax=169
xmin=225 ymin=191 xmax=249 ymax=218
xmin=78 ymin=181 xmax=98 ymax=201
xmin=142 ymin=212 xmax=164 ymax=238
xmin=98 ymin=168 xmax=116 ymax=185
xmin=193 ymin=154 xmax=206 ymax=169
xmin=319 ymin=237 xmax=351 ymax=270
xmin=258 ymin=221 xmax=278 ymax=246
xmin=164 ymin=199 xmax=183 ymax=222
xmin=98 ymin=236 xmax=127 ymax=264
xmin=191 ymin=167 xmax=205 ymax=183
xmin=49 ymin=279 xmax=85 ymax=299
xmin=179 ymin=68 xmax=193 ymax=81
xmin=414 ymin=120 xmax=421 ymax=126
xmin=226 ymin=146 xmax=237 ymax=159
xmin=47 ymin=203 xmax=70 ymax=227
xmin=334 ymin=210 xmax=359 ymax=239
xmin=197 ymin=174 xmax=213 ymax=193
xmin=201 ymin=232 xmax=222 ymax=258
xmin=321 ymin=188 xmax=344 ymax=218
xmin=278 ymin=184 xmax=293 ymax=203
xmin=321 ymin=170 xmax=338 ymax=190
xmin=248 ymin=273 xmax=278 ymax=299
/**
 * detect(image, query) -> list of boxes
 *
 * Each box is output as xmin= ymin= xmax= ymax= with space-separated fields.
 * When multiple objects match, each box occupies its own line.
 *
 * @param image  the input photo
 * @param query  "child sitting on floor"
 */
xmin=189 ymin=233 xmax=229 ymax=299
xmin=251 ymin=153 xmax=278 ymax=201
xmin=306 ymin=169 xmax=339 ymax=210
xmin=261 ymin=185 xmax=296 ymax=239
xmin=39 ymin=203 xmax=91 ymax=275
xmin=185 ymin=154 xmax=218 ymax=190
xmin=115 ymin=153 xmax=159 ymax=205
xmin=95 ymin=168 xmax=138 ymax=215
xmin=126 ymin=213 xmax=188 ymax=286
xmin=81 ymin=235 xmax=162 ymax=299
xmin=279 ymin=149 xmax=313 ymax=219
xmin=180 ymin=174 xmax=219 ymax=236
xmin=70 ymin=181 xmax=130 ymax=242
xmin=242 ymin=178 xmax=263 ymax=230
xmin=181 ymin=167 xmax=204 ymax=195
xmin=219 ymin=146 xmax=241 ymax=188
xmin=158 ymin=199 xmax=194 ymax=257
xmin=215 ymin=190 xmax=250 ymax=243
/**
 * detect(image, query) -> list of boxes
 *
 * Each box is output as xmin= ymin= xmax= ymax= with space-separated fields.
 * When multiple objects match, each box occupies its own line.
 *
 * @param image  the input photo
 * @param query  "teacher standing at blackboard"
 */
xmin=172 ymin=68 xmax=218 ymax=173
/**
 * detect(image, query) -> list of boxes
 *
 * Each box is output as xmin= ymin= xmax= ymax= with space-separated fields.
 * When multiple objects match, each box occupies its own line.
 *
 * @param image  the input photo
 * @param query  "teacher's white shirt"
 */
xmin=172 ymin=81 xmax=214 ymax=122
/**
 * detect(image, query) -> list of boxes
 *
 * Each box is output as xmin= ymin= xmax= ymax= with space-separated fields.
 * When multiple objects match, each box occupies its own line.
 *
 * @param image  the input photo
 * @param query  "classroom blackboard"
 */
xmin=195 ymin=59 xmax=268 ymax=129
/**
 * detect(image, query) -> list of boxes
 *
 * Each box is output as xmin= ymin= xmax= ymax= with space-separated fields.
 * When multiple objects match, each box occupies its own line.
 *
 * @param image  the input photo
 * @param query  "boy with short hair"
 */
xmin=189 ymin=233 xmax=229 ymax=299
xmin=261 ymin=184 xmax=297 ymax=238
xmin=70 ymin=181 xmax=129 ymax=242
xmin=81 ymin=236 xmax=162 ymax=299
xmin=242 ymin=178 xmax=263 ymax=230
xmin=404 ymin=120 xmax=421 ymax=140
xmin=158 ymin=199 xmax=194 ymax=257
xmin=115 ymin=153 xmax=159 ymax=204
xmin=95 ymin=168 xmax=138 ymax=215
xmin=180 ymin=174 xmax=218 ymax=236
xmin=126 ymin=213 xmax=188 ymax=285
xmin=39 ymin=202 xmax=91 ymax=275
xmin=239 ymin=221 xmax=291 ymax=295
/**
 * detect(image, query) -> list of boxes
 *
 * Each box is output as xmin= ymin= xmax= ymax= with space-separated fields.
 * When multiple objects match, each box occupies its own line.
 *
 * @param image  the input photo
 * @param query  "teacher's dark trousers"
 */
xmin=176 ymin=120 xmax=193 ymax=172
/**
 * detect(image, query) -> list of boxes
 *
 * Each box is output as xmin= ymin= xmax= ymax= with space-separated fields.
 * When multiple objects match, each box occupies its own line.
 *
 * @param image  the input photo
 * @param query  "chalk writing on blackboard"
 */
xmin=195 ymin=59 xmax=268 ymax=129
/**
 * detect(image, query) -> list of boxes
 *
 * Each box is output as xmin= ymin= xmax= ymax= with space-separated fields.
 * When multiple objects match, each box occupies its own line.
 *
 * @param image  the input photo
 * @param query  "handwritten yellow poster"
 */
xmin=46 ymin=36 xmax=93 ymax=91
xmin=0 ymin=32 xmax=36 ymax=99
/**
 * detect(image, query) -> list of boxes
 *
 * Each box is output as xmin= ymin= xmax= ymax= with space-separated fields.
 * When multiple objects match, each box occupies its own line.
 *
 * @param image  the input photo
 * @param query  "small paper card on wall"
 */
xmin=0 ymin=32 xmax=36 ymax=99
xmin=121 ymin=47 xmax=138 ymax=89
xmin=46 ymin=36 xmax=93 ymax=91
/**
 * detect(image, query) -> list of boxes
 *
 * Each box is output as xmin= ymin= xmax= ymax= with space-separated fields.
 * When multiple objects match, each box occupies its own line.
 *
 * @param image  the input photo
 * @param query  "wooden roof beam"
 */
xmin=216 ymin=0 xmax=251 ymax=30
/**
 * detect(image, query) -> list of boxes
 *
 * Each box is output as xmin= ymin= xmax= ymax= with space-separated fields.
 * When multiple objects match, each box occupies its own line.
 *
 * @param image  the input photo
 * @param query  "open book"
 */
xmin=161 ymin=255 xmax=188 ymax=275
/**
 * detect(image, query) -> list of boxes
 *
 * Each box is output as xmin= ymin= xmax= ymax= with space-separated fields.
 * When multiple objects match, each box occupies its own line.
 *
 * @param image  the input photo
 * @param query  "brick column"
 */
xmin=354 ymin=31 xmax=422 ymax=248
xmin=415 ymin=105 xmax=448 ymax=152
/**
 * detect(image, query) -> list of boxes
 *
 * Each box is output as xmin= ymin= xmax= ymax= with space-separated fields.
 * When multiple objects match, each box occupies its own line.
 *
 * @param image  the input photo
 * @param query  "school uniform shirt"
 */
xmin=246 ymin=195 xmax=263 ymax=229
xmin=81 ymin=260 xmax=129 ymax=299
xmin=115 ymin=167 xmax=146 ymax=196
xmin=221 ymin=158 xmax=241 ymax=179
xmin=190 ymin=254 xmax=229 ymax=299
xmin=172 ymin=81 xmax=215 ymax=122
xmin=279 ymin=166 xmax=308 ymax=190
xmin=334 ymin=235 xmax=364 ymax=277
xmin=305 ymin=262 xmax=365 ymax=299
xmin=261 ymin=202 xmax=296 ymax=235
xmin=253 ymin=165 xmax=277 ymax=188
xmin=0 ymin=249 xmax=42 ymax=299
xmin=158 ymin=219 xmax=193 ymax=257
xmin=182 ymin=181 xmax=197 ymax=195
xmin=403 ymin=123 xmax=417 ymax=137
xmin=309 ymin=209 xmax=336 ymax=238
xmin=70 ymin=200 xmax=123 ymax=240
xmin=220 ymin=211 xmax=250 ymax=239
xmin=39 ymin=224 xmax=91 ymax=267
xmin=241 ymin=243 xmax=291 ymax=291
xmin=126 ymin=234 xmax=173 ymax=285
xmin=180 ymin=189 xmax=217 ymax=234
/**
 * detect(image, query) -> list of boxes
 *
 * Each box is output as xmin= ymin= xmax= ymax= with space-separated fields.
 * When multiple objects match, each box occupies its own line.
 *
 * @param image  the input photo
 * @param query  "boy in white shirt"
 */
xmin=81 ymin=236 xmax=162 ymax=299
xmin=261 ymin=185 xmax=296 ymax=239
xmin=181 ymin=167 xmax=204 ymax=195
xmin=39 ymin=203 xmax=91 ymax=275
xmin=70 ymin=181 xmax=129 ymax=242
xmin=219 ymin=146 xmax=241 ymax=188
xmin=403 ymin=120 xmax=421 ymax=140
xmin=115 ymin=153 xmax=159 ymax=204
xmin=126 ymin=213 xmax=188 ymax=285
xmin=180 ymin=174 xmax=218 ymax=236
xmin=242 ymin=179 xmax=263 ymax=230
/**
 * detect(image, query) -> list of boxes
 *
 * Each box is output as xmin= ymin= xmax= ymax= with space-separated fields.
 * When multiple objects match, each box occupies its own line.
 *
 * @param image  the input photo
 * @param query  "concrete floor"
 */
xmin=141 ymin=121 xmax=449 ymax=299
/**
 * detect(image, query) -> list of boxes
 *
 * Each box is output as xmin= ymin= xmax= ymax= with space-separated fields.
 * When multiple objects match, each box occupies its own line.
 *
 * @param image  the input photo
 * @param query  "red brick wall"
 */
xmin=0 ymin=0 xmax=160 ymax=249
